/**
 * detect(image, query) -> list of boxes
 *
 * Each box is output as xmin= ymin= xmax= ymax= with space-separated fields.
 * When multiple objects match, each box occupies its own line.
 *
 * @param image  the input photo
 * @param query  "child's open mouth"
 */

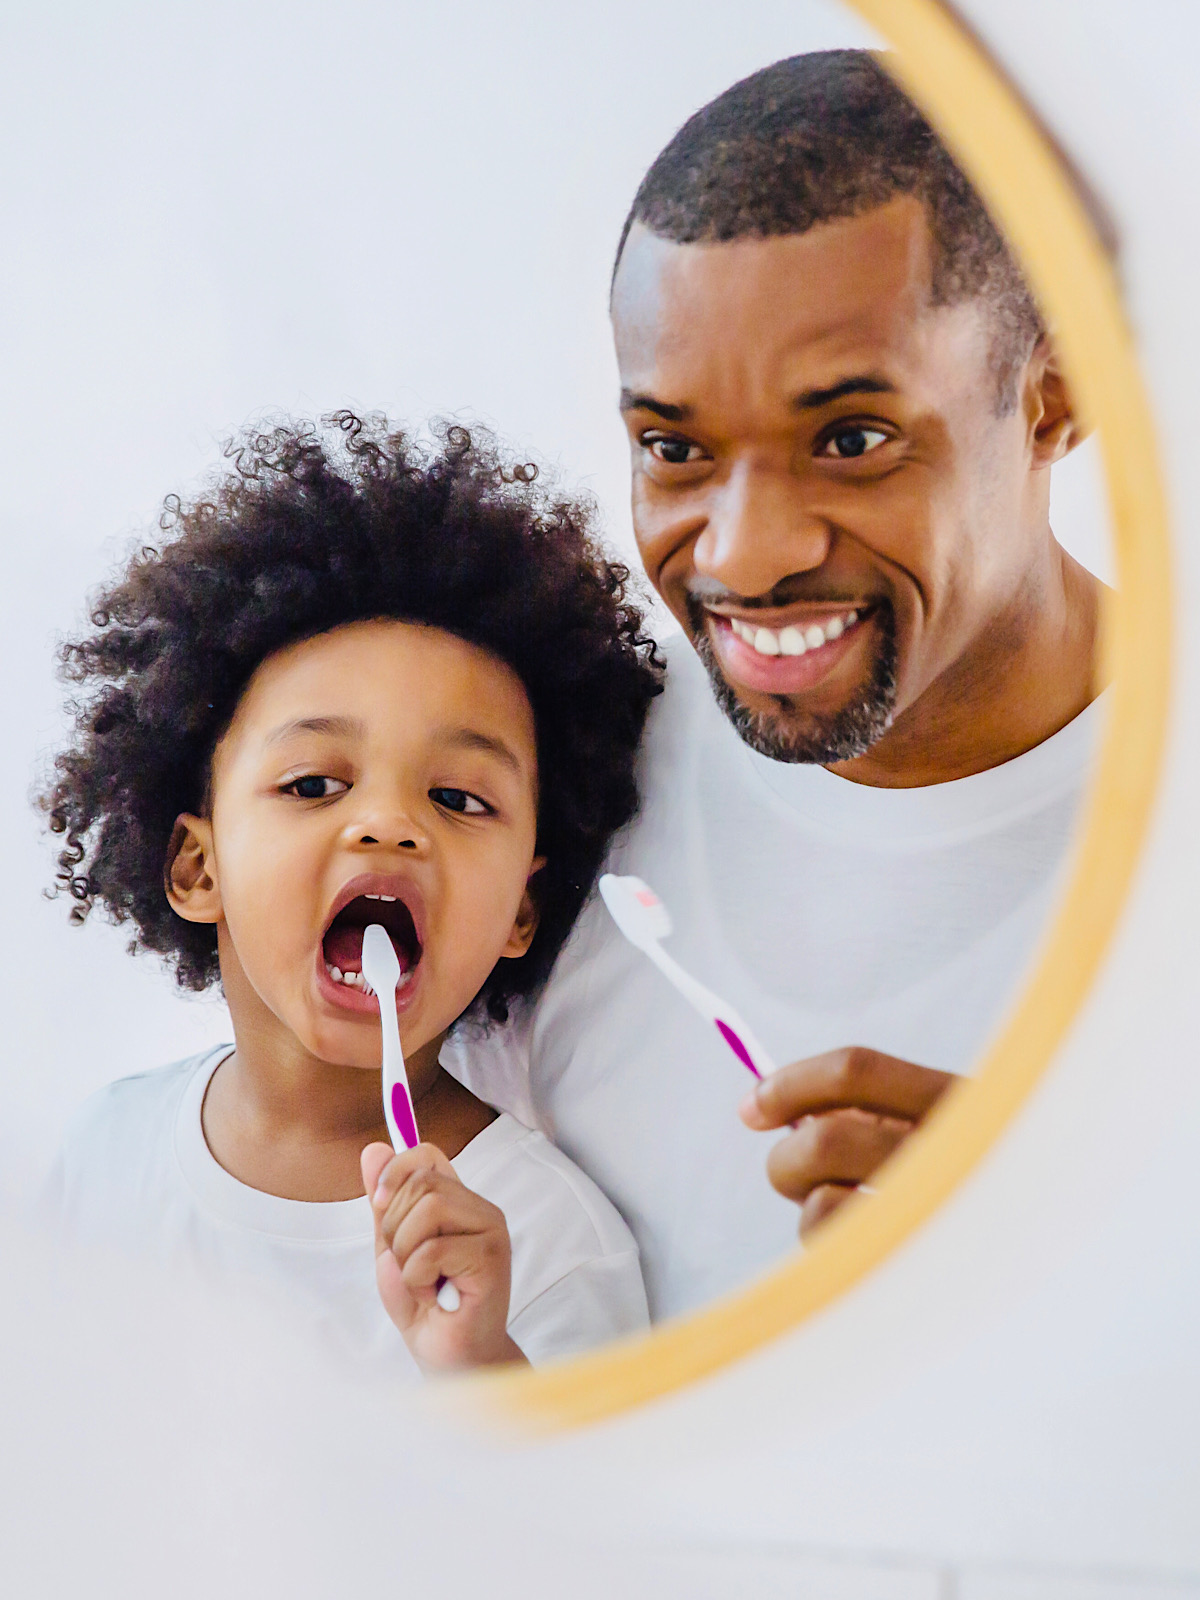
xmin=318 ymin=875 xmax=424 ymax=1011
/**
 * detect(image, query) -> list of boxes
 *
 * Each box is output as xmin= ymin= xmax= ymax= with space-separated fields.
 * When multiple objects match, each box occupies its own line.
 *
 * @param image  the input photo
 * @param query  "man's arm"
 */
xmin=738 ymin=1048 xmax=955 ymax=1240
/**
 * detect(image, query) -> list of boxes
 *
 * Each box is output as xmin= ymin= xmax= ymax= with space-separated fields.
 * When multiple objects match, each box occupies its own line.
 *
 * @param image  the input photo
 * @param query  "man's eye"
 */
xmin=284 ymin=775 xmax=348 ymax=800
xmin=819 ymin=426 xmax=890 ymax=459
xmin=645 ymin=435 xmax=706 ymax=466
xmin=430 ymin=787 xmax=490 ymax=816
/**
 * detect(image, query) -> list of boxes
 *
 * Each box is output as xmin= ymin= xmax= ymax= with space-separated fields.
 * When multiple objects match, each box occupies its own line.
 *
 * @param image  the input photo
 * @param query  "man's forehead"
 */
xmin=611 ymin=200 xmax=974 ymax=401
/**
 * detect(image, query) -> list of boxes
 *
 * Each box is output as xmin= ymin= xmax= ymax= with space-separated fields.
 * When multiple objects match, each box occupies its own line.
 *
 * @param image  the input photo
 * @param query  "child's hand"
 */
xmin=361 ymin=1142 xmax=528 ymax=1374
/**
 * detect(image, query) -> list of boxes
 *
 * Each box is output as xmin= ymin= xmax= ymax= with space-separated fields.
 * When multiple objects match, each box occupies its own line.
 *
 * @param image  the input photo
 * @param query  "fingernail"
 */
xmin=738 ymin=1090 xmax=758 ymax=1120
xmin=372 ymin=1182 xmax=388 ymax=1208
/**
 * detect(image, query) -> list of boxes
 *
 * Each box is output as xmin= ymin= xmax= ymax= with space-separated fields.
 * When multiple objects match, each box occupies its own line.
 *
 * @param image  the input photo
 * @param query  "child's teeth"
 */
xmin=365 ymin=893 xmax=380 ymax=900
xmin=379 ymin=894 xmax=397 ymax=902
xmin=330 ymin=966 xmax=342 ymax=982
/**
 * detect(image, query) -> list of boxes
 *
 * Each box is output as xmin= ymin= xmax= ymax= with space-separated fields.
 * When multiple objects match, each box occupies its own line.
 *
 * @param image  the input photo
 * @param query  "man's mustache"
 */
xmin=685 ymin=575 xmax=879 ymax=610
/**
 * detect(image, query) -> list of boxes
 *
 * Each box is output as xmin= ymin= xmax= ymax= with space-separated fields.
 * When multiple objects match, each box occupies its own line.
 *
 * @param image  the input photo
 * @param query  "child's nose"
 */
xmin=343 ymin=798 xmax=430 ymax=854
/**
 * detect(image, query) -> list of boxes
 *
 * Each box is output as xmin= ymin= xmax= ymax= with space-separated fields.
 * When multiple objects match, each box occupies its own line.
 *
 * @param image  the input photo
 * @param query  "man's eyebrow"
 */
xmin=794 ymin=375 xmax=896 ymax=409
xmin=265 ymin=715 xmax=366 ymax=746
xmin=437 ymin=727 xmax=525 ymax=775
xmin=619 ymin=388 xmax=691 ymax=423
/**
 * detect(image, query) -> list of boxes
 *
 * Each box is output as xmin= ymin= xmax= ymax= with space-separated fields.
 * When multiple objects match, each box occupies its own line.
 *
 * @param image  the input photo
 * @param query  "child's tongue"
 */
xmin=324 ymin=923 xmax=367 ymax=974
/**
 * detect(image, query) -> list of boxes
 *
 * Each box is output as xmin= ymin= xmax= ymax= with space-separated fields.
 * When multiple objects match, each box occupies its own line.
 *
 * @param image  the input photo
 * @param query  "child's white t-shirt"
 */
xmin=48 ymin=1046 xmax=649 ymax=1375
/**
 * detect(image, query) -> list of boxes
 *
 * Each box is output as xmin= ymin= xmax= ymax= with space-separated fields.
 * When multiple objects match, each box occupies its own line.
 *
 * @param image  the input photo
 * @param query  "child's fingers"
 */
xmin=373 ymin=1235 xmax=418 ymax=1330
xmin=375 ymin=1163 xmax=467 ymax=1248
xmin=360 ymin=1141 xmax=394 ymax=1200
xmin=400 ymin=1233 xmax=498 ymax=1297
xmin=385 ymin=1181 xmax=498 ymax=1264
xmin=368 ymin=1141 xmax=456 ymax=1217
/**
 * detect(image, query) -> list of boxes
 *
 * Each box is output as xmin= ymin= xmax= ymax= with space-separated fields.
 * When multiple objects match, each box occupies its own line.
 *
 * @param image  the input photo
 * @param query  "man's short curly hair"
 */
xmin=615 ymin=50 xmax=1043 ymax=413
xmin=43 ymin=412 xmax=664 ymax=1023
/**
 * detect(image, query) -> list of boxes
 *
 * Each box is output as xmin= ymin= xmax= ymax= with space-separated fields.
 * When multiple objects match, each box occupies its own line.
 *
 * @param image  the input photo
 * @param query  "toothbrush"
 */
xmin=598 ymin=874 xmax=779 ymax=1081
xmin=361 ymin=923 xmax=460 ymax=1313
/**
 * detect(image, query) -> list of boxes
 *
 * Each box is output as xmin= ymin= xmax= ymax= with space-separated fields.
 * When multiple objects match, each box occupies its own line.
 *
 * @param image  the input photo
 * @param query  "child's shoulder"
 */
xmin=52 ymin=1048 xmax=229 ymax=1217
xmin=64 ymin=1048 xmax=223 ymax=1144
xmin=453 ymin=1111 xmax=636 ymax=1262
xmin=452 ymin=1111 xmax=648 ymax=1361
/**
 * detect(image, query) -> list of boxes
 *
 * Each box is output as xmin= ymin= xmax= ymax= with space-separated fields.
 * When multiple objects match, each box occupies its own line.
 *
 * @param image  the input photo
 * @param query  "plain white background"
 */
xmin=0 ymin=0 xmax=1110 ymax=1194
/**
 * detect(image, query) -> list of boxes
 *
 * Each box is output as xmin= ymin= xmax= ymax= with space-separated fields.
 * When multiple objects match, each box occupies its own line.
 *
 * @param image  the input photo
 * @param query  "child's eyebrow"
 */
xmin=436 ymin=726 xmax=525 ymax=775
xmin=264 ymin=715 xmax=366 ymax=746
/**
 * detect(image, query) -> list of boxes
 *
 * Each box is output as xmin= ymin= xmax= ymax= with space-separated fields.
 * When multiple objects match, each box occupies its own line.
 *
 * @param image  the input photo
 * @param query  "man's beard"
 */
xmin=689 ymin=600 xmax=900 ymax=764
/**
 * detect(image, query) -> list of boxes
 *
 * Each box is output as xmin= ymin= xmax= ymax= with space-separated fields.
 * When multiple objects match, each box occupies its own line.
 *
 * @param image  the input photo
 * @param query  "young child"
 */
xmin=44 ymin=414 xmax=662 ymax=1376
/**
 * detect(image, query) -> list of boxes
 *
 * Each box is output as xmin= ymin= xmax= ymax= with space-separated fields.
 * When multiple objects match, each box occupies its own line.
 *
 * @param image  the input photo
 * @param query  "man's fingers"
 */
xmin=799 ymin=1182 xmax=859 ymax=1241
xmin=765 ymin=1107 xmax=913 ymax=1202
xmin=743 ymin=1047 xmax=955 ymax=1130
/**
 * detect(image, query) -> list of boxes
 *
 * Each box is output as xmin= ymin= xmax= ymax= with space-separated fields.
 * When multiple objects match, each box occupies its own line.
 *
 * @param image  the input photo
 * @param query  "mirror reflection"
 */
xmin=16 ymin=23 xmax=1111 ymax=1379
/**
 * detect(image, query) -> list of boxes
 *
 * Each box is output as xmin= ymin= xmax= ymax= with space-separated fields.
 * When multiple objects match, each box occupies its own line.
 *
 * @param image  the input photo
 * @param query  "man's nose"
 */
xmin=341 ymin=790 xmax=430 ymax=854
xmin=693 ymin=459 xmax=833 ymax=598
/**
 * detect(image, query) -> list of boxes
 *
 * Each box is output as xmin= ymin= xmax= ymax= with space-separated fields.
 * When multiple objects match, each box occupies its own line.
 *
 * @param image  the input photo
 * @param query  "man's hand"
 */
xmin=738 ymin=1048 xmax=955 ymax=1240
xmin=361 ymin=1142 xmax=527 ymax=1374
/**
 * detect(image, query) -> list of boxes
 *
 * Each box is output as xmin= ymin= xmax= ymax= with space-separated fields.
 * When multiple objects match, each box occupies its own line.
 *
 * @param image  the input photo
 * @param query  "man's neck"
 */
xmin=827 ymin=546 xmax=1104 ymax=789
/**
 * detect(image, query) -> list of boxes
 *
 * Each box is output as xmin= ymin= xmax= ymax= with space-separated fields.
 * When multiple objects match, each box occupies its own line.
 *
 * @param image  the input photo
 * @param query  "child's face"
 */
xmin=170 ymin=620 xmax=542 ymax=1069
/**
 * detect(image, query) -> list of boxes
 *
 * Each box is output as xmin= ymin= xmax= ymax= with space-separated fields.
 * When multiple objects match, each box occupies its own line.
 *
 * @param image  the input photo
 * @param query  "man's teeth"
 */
xmin=727 ymin=610 xmax=858 ymax=657
xmin=325 ymin=962 xmax=412 ymax=992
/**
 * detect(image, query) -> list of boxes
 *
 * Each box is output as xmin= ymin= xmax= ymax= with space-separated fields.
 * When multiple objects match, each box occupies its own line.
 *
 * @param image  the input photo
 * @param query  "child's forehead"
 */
xmin=225 ymin=619 xmax=537 ymax=751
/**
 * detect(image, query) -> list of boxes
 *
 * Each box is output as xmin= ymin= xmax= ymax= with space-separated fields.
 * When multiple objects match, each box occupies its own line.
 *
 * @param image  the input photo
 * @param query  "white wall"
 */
xmin=0 ymin=0 xmax=882 ymax=1187
xmin=0 ymin=0 xmax=1113 ymax=1190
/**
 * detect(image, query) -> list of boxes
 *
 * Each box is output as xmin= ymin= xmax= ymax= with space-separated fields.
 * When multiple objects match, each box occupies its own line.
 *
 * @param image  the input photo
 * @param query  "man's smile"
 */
xmin=703 ymin=604 xmax=875 ymax=697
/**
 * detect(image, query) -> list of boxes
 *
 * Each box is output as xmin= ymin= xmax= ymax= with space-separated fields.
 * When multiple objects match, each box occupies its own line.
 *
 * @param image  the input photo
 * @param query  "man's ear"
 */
xmin=1026 ymin=336 xmax=1089 ymax=467
xmin=500 ymin=857 xmax=547 ymax=960
xmin=165 ymin=814 xmax=222 ymax=925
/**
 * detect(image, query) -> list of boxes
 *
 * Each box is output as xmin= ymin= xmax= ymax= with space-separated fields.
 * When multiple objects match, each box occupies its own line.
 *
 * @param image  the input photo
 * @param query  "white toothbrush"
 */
xmin=361 ymin=924 xmax=460 ymax=1313
xmin=598 ymin=875 xmax=779 ymax=1081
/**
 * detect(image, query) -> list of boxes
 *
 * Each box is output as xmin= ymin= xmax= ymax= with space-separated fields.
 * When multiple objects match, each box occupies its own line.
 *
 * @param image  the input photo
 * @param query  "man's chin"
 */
xmin=691 ymin=614 xmax=899 ymax=765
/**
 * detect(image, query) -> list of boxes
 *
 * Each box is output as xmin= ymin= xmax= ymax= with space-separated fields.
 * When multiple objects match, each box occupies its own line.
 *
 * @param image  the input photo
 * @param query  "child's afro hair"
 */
xmin=43 ymin=412 xmax=664 ymax=1023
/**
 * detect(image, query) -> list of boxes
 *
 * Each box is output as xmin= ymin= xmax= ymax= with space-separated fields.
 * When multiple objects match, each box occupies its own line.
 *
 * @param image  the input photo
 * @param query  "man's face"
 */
xmin=611 ymin=198 xmax=1050 ymax=767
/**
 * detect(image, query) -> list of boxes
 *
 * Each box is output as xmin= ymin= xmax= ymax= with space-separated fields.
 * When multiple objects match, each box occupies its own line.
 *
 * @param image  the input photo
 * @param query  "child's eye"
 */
xmin=283 ymin=775 xmax=349 ymax=800
xmin=430 ymin=787 xmax=490 ymax=816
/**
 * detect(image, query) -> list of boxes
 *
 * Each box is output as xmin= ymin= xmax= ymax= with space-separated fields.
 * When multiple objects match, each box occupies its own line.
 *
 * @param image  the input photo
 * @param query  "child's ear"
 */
xmin=500 ymin=857 xmax=546 ymax=959
xmin=165 ymin=814 xmax=223 ymax=924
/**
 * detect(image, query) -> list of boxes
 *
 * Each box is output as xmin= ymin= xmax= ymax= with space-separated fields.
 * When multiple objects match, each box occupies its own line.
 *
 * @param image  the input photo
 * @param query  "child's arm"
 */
xmin=361 ymin=1142 xmax=528 ymax=1374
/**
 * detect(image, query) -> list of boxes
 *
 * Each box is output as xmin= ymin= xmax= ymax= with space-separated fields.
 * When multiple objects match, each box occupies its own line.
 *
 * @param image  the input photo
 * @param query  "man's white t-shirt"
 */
xmin=50 ymin=1046 xmax=649 ymax=1374
xmin=445 ymin=636 xmax=1102 ymax=1321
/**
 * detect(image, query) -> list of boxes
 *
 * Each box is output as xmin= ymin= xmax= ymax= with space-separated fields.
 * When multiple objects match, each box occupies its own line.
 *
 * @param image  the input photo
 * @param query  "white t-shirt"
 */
xmin=445 ymin=636 xmax=1103 ymax=1321
xmin=49 ymin=1046 xmax=649 ymax=1374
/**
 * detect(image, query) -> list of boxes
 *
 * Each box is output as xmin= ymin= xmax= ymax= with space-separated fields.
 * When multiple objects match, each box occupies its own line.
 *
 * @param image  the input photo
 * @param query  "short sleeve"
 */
xmin=506 ymin=1249 xmax=650 ymax=1366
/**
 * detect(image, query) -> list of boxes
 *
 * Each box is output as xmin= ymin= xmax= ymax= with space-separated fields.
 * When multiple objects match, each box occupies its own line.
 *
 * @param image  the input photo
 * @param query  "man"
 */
xmin=447 ymin=51 xmax=1103 ymax=1319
